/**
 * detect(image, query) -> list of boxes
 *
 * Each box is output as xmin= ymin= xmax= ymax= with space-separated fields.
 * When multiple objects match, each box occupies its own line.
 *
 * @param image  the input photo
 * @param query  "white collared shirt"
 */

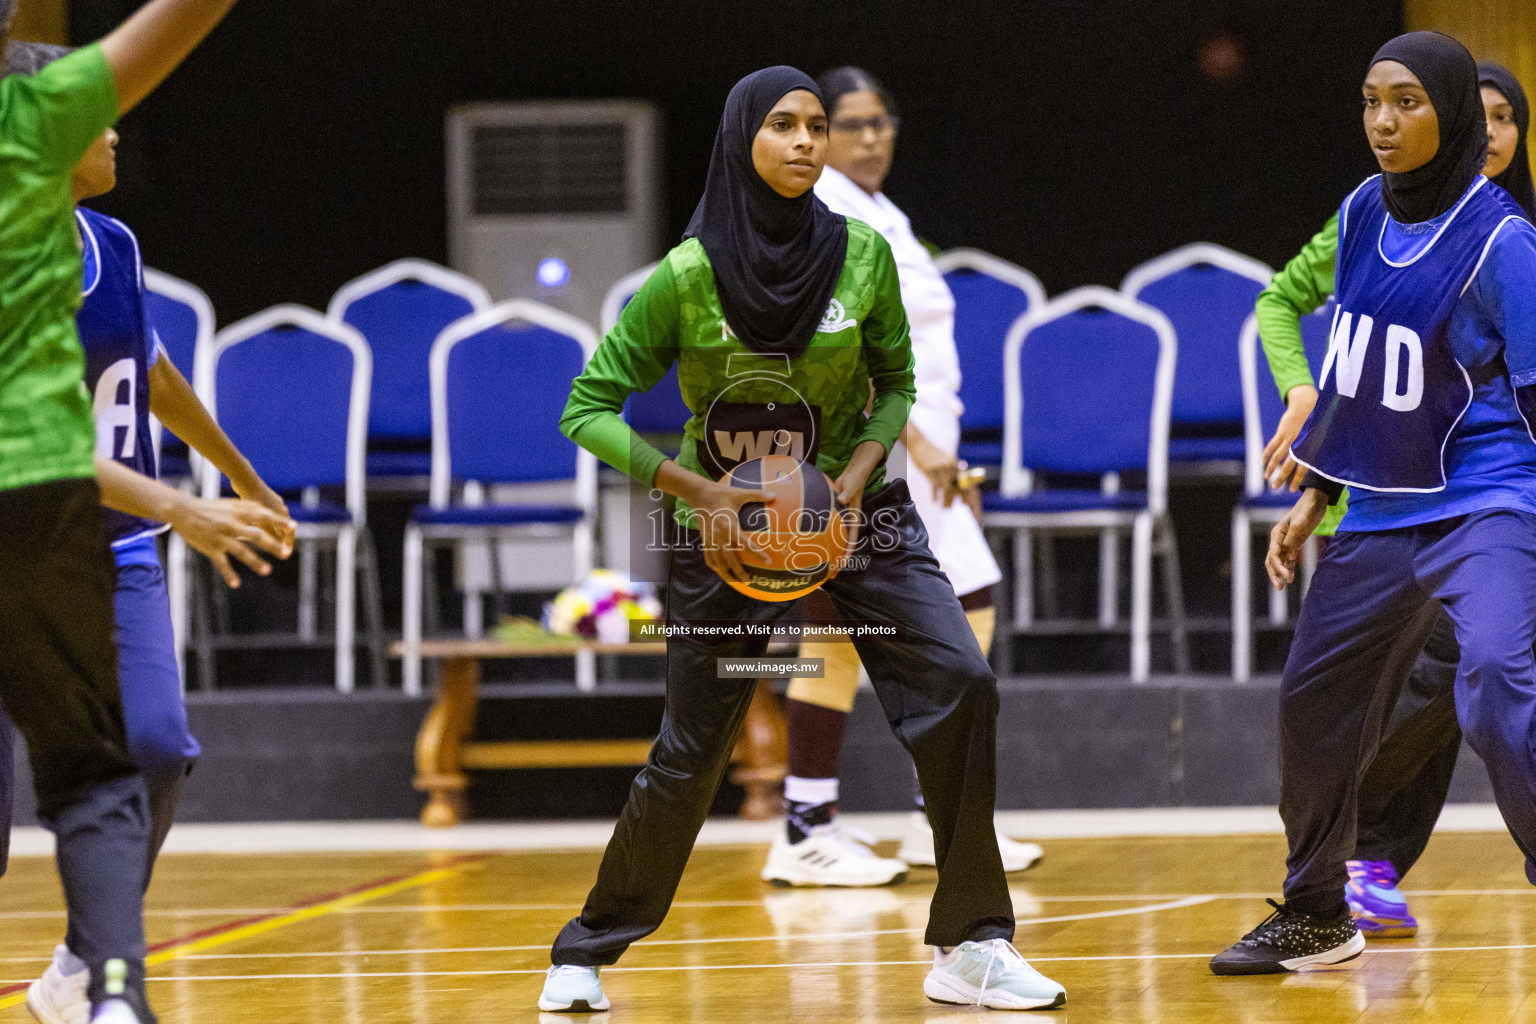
xmin=815 ymin=166 xmax=964 ymax=445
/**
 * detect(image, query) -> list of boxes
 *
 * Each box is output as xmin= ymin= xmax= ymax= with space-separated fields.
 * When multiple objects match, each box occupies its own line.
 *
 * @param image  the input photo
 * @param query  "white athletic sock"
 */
xmin=783 ymin=775 xmax=839 ymax=806
xmin=58 ymin=945 xmax=88 ymax=977
xmin=91 ymin=999 xmax=139 ymax=1024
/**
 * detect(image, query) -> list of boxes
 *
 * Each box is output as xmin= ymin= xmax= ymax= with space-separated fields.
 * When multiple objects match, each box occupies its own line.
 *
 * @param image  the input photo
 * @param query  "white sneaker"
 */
xmin=924 ymin=939 xmax=1066 ymax=1010
xmin=26 ymin=945 xmax=90 ymax=1024
xmin=89 ymin=1000 xmax=141 ymax=1024
xmin=898 ymin=812 xmax=1044 ymax=873
xmin=538 ymin=964 xmax=610 ymax=1012
xmin=762 ymin=824 xmax=908 ymax=887
xmin=997 ymin=833 xmax=1045 ymax=873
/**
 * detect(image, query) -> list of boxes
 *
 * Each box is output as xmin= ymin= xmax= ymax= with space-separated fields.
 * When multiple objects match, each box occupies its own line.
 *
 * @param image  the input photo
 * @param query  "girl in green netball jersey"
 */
xmin=1250 ymin=62 xmax=1535 ymax=941
xmin=541 ymin=66 xmax=1066 ymax=1014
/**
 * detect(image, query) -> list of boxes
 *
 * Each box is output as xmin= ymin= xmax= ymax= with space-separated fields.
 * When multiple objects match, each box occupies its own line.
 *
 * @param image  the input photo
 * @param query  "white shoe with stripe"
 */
xmin=899 ymin=812 xmax=1044 ymax=873
xmin=762 ymin=824 xmax=908 ymax=887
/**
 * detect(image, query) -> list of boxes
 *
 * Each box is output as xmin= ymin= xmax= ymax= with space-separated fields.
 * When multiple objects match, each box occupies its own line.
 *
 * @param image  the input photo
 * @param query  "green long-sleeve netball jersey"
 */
xmin=561 ymin=220 xmax=916 ymax=521
xmin=1254 ymin=212 xmax=1348 ymax=535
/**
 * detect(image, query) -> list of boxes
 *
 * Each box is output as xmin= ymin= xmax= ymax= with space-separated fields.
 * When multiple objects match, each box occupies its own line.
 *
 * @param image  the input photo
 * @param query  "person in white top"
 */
xmin=762 ymin=67 xmax=1041 ymax=890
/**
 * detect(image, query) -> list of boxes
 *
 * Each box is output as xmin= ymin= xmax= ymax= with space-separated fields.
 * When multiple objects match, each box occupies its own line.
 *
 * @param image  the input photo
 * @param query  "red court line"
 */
xmin=0 ymin=852 xmax=491 ymax=998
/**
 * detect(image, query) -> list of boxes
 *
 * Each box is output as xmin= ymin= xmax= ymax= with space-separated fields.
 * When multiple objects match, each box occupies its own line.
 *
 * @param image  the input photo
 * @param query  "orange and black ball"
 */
xmin=719 ymin=455 xmax=852 ymax=602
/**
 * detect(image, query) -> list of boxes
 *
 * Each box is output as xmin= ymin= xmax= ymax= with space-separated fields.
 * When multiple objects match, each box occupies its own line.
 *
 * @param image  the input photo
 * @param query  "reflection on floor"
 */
xmin=0 ymin=827 xmax=1530 ymax=1023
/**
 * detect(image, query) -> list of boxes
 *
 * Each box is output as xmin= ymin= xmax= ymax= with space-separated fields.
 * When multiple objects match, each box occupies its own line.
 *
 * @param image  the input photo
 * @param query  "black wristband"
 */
xmin=1300 ymin=470 xmax=1344 ymax=504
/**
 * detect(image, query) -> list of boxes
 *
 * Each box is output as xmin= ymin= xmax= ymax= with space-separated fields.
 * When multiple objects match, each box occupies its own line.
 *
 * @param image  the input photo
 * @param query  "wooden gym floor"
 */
xmin=2 ymin=828 xmax=1534 ymax=1023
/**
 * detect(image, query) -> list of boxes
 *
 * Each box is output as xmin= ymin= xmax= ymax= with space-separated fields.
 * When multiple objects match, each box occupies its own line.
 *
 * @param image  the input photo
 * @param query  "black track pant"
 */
xmin=1354 ymin=609 xmax=1462 ymax=877
xmin=0 ymin=479 xmax=154 ymax=1020
xmin=552 ymin=480 xmax=1014 ymax=966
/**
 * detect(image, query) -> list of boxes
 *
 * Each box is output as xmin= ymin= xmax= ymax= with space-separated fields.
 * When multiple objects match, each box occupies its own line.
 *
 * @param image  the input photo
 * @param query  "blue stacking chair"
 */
xmin=1231 ymin=305 xmax=1334 ymax=681
xmin=143 ymin=268 xmax=216 ymax=677
xmin=933 ymin=248 xmax=1047 ymax=468
xmin=982 ymin=287 xmax=1187 ymax=683
xmin=601 ymin=262 xmax=691 ymax=440
xmin=400 ymin=300 xmax=599 ymax=696
xmin=199 ymin=305 xmax=385 ymax=692
xmin=1120 ymin=243 xmax=1274 ymax=468
xmin=328 ymin=259 xmax=491 ymax=482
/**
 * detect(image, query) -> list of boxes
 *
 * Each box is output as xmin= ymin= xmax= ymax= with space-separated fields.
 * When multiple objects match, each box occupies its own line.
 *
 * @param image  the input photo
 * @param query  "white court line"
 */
xmin=1 ymin=805 xmax=1511 ymax=857
xmin=7 ymin=941 xmax=1536 ymax=985
xmin=34 ymin=896 xmax=1202 ymax=963
xmin=5 ymin=887 xmax=1534 ymax=923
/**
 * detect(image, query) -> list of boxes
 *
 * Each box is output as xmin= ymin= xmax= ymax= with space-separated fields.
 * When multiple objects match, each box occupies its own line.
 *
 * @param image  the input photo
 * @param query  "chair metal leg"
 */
xmin=193 ymin=553 xmax=217 ymax=690
xmin=360 ymin=526 xmax=388 ymax=689
xmin=1036 ymin=533 xmax=1060 ymax=619
xmin=1267 ymin=562 xmax=1289 ymax=625
xmin=1099 ymin=527 xmax=1118 ymax=628
xmin=1232 ymin=508 xmax=1252 ymax=683
xmin=1012 ymin=528 xmax=1034 ymax=629
xmin=1130 ymin=513 xmax=1153 ymax=684
xmin=487 ymin=536 xmax=509 ymax=624
xmin=422 ymin=541 xmax=443 ymax=692
xmin=1156 ymin=517 xmax=1190 ymax=674
xmin=403 ymin=525 xmax=424 ymax=698
xmin=211 ymin=561 xmax=232 ymax=635
xmin=167 ymin=532 xmax=188 ymax=688
xmin=298 ymin=537 xmax=319 ymax=643
xmin=462 ymin=537 xmax=485 ymax=640
xmin=574 ymin=520 xmax=595 ymax=578
xmin=1301 ymin=535 xmax=1319 ymax=597
xmin=986 ymin=528 xmax=1013 ymax=678
xmin=335 ymin=526 xmax=356 ymax=693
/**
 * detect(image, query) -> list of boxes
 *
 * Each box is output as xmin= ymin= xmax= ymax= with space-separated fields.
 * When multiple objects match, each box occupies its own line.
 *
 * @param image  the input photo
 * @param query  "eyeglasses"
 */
xmin=829 ymin=115 xmax=900 ymax=137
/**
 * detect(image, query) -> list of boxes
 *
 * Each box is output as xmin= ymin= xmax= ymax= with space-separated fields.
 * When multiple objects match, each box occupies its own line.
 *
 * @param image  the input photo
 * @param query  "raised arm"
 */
xmin=99 ymin=0 xmax=239 ymax=115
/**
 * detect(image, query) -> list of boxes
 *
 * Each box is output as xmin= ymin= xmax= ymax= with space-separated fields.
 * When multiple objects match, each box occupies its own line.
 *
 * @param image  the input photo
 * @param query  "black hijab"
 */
xmin=1477 ymin=62 xmax=1536 ymax=220
xmin=685 ymin=66 xmax=848 ymax=359
xmin=1369 ymin=32 xmax=1487 ymax=224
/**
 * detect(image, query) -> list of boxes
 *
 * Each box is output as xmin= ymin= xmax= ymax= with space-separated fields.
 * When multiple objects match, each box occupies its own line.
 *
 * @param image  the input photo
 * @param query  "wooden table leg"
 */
xmin=414 ymin=656 xmax=480 ymax=827
xmin=730 ymin=679 xmax=787 ymax=820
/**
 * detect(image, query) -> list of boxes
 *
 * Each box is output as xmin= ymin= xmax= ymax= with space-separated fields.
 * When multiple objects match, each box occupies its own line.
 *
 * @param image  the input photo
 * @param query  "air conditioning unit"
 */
xmin=447 ymin=100 xmax=662 ymax=326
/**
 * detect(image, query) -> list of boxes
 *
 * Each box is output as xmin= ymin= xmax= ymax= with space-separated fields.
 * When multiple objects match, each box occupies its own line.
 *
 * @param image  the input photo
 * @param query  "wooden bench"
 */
xmin=395 ymin=639 xmax=787 ymax=826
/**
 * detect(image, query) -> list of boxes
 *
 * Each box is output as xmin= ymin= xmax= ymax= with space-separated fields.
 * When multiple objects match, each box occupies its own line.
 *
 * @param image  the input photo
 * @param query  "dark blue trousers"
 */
xmin=1282 ymin=509 xmax=1536 ymax=914
xmin=110 ymin=560 xmax=199 ymax=882
xmin=1354 ymin=609 xmax=1462 ymax=877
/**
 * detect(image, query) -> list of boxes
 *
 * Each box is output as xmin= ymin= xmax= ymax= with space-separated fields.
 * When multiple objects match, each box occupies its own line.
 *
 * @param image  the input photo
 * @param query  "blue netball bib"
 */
xmin=1292 ymin=176 xmax=1528 ymax=492
xmin=77 ymin=206 xmax=166 ymax=547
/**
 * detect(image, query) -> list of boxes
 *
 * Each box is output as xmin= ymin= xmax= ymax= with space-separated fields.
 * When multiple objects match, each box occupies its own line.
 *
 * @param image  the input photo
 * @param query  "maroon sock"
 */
xmin=785 ymin=698 xmax=848 ymax=779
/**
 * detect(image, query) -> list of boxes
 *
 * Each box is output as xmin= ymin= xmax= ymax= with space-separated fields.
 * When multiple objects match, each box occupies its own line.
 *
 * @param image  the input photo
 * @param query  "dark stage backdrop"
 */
xmin=73 ymin=0 xmax=1401 ymax=322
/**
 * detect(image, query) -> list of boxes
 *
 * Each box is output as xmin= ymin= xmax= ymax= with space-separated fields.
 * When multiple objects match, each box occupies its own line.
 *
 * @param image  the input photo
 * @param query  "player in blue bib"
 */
xmin=1 ymin=41 xmax=295 ymax=1024
xmin=1212 ymin=32 xmax=1536 ymax=976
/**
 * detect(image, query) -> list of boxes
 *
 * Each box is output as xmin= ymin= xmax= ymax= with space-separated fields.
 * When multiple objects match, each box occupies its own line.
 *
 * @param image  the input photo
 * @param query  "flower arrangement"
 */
xmin=541 ymin=569 xmax=663 ymax=644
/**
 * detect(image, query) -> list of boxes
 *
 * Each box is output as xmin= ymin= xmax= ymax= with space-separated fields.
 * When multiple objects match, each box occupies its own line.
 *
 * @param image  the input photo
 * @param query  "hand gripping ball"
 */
xmin=719 ymin=454 xmax=852 ymax=602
